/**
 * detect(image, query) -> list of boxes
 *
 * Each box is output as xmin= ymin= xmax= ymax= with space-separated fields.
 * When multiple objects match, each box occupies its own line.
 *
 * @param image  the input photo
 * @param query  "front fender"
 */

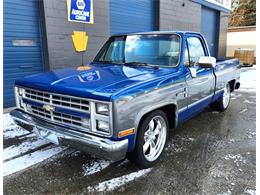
xmin=134 ymin=101 xmax=178 ymax=131
xmin=113 ymin=82 xmax=185 ymax=152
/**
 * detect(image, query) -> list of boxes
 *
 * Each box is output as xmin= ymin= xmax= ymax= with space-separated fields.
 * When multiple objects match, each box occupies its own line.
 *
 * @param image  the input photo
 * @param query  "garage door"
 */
xmin=201 ymin=6 xmax=219 ymax=57
xmin=4 ymin=0 xmax=44 ymax=108
xmin=110 ymin=0 xmax=156 ymax=34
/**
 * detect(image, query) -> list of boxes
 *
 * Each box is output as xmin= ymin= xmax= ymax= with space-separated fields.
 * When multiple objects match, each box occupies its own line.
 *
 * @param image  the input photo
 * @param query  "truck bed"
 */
xmin=214 ymin=58 xmax=240 ymax=95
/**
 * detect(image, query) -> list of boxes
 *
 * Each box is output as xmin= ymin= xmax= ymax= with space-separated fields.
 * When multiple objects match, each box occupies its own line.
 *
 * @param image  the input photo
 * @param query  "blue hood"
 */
xmin=15 ymin=64 xmax=181 ymax=101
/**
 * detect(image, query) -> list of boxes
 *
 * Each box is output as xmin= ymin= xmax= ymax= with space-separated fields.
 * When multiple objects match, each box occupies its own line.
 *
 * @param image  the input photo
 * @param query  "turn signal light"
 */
xmin=118 ymin=128 xmax=135 ymax=138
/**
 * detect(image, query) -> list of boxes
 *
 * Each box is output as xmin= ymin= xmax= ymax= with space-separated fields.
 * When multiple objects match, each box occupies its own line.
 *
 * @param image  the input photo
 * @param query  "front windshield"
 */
xmin=94 ymin=34 xmax=181 ymax=67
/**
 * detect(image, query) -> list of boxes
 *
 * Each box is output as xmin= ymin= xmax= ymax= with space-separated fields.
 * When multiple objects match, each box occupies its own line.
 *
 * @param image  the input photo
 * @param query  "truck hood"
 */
xmin=15 ymin=63 xmax=180 ymax=101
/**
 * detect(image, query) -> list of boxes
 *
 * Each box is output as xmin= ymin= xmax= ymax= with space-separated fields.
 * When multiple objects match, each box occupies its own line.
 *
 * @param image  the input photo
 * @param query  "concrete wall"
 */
xmin=159 ymin=0 xmax=228 ymax=58
xmin=159 ymin=0 xmax=201 ymax=32
xmin=217 ymin=12 xmax=228 ymax=58
xmin=42 ymin=0 xmax=110 ymax=70
xmin=226 ymin=28 xmax=256 ymax=57
xmin=42 ymin=0 xmax=228 ymax=70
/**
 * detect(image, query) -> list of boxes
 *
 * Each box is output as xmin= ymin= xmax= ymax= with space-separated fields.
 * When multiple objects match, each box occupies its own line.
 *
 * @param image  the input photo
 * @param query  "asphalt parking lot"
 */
xmin=3 ymin=67 xmax=256 ymax=195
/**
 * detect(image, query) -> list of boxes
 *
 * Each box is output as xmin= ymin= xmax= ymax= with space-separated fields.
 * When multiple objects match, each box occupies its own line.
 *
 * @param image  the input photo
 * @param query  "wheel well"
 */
xmin=138 ymin=104 xmax=176 ymax=131
xmin=228 ymin=79 xmax=236 ymax=92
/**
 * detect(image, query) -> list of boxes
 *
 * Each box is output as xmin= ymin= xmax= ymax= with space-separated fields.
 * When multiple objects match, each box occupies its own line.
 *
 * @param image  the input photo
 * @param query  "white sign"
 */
xmin=205 ymin=0 xmax=232 ymax=10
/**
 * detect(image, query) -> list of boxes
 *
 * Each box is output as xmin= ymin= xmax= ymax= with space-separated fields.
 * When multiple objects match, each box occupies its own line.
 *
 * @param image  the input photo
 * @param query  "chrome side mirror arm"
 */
xmin=189 ymin=67 xmax=197 ymax=78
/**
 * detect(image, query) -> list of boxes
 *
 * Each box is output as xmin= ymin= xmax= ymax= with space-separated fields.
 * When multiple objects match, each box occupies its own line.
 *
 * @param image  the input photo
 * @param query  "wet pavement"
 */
xmin=3 ymin=68 xmax=256 ymax=194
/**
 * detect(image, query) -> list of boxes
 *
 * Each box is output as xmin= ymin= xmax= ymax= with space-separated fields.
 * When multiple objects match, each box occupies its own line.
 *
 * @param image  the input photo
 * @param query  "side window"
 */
xmin=187 ymin=37 xmax=206 ymax=66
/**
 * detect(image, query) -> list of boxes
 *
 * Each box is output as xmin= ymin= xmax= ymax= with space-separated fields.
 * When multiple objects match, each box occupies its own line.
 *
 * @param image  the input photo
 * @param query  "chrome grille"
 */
xmin=25 ymin=89 xmax=50 ymax=103
xmin=52 ymin=95 xmax=89 ymax=111
xmin=24 ymin=88 xmax=89 ymax=112
xmin=18 ymin=87 xmax=112 ymax=137
xmin=30 ymin=105 xmax=51 ymax=119
xmin=28 ymin=105 xmax=90 ymax=130
xmin=23 ymin=88 xmax=91 ymax=131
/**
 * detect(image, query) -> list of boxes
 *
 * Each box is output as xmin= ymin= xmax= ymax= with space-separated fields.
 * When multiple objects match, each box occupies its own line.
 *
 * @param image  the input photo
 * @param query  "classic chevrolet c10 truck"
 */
xmin=10 ymin=31 xmax=240 ymax=168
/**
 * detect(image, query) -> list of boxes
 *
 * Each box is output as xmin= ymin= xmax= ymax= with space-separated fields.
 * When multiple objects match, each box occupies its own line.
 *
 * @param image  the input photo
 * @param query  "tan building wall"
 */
xmin=226 ymin=26 xmax=256 ymax=57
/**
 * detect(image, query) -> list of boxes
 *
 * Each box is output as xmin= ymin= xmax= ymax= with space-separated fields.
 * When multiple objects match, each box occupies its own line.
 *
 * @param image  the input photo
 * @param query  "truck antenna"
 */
xmin=81 ymin=23 xmax=85 ymax=66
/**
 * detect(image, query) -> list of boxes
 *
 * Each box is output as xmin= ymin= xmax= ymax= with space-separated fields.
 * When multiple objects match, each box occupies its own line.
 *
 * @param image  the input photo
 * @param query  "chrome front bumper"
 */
xmin=10 ymin=109 xmax=128 ymax=161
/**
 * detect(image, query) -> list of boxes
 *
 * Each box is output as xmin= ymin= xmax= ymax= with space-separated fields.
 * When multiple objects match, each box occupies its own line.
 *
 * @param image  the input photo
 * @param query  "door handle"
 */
xmin=19 ymin=65 xmax=33 ymax=69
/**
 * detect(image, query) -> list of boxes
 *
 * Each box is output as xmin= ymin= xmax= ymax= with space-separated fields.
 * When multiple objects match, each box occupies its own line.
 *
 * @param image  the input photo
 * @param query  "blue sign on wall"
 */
xmin=67 ymin=0 xmax=94 ymax=24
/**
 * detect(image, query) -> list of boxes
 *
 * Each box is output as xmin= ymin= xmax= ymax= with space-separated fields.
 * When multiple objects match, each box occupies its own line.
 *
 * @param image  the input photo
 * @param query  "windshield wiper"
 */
xmin=92 ymin=60 xmax=113 ymax=64
xmin=124 ymin=61 xmax=159 ymax=69
xmin=92 ymin=61 xmax=159 ymax=69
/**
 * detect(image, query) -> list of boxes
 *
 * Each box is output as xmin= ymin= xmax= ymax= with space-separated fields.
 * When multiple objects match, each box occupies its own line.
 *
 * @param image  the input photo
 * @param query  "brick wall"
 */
xmin=42 ymin=0 xmax=110 ymax=70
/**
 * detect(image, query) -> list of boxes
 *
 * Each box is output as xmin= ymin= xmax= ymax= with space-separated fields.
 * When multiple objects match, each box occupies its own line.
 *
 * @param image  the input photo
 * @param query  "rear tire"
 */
xmin=127 ymin=110 xmax=169 ymax=168
xmin=211 ymin=83 xmax=231 ymax=112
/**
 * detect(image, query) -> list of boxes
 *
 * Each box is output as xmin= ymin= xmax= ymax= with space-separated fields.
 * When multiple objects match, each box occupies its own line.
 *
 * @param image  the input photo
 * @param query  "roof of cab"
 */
xmin=112 ymin=30 xmax=202 ymax=36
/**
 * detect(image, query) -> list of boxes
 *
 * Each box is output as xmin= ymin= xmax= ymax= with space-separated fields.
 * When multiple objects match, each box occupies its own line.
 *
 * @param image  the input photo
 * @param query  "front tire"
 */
xmin=127 ymin=110 xmax=169 ymax=168
xmin=211 ymin=83 xmax=231 ymax=112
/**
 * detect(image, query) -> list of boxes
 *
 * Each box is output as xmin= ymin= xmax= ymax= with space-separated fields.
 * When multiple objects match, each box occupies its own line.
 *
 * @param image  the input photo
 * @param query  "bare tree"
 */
xmin=229 ymin=0 xmax=256 ymax=27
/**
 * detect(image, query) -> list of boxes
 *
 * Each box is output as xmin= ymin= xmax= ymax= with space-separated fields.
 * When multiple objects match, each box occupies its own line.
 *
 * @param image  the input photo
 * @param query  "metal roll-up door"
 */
xmin=4 ymin=0 xmax=44 ymax=107
xmin=110 ymin=0 xmax=156 ymax=35
xmin=201 ymin=6 xmax=220 ymax=57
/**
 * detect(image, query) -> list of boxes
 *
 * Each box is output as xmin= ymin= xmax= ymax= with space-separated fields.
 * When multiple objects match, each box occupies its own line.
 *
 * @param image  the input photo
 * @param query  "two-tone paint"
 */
xmin=11 ymin=31 xmax=240 ymax=160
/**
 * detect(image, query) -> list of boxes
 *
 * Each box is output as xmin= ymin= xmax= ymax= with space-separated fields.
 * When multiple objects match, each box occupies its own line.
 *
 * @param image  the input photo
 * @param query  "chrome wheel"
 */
xmin=223 ymin=84 xmax=231 ymax=108
xmin=143 ymin=116 xmax=167 ymax=162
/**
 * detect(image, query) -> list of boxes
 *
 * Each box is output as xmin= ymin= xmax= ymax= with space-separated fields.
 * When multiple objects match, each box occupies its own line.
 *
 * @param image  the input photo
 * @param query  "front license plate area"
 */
xmin=35 ymin=127 xmax=59 ymax=145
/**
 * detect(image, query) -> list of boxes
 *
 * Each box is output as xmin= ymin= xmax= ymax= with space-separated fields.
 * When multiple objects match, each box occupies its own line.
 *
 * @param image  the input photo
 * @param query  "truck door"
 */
xmin=185 ymin=35 xmax=215 ymax=116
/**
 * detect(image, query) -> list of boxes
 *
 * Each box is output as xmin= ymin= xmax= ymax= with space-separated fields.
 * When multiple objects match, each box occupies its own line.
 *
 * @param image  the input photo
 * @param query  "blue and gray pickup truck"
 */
xmin=11 ymin=31 xmax=240 ymax=168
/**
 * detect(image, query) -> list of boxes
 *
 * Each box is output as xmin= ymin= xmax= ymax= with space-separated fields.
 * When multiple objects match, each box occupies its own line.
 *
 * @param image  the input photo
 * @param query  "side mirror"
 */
xmin=198 ymin=56 xmax=216 ymax=68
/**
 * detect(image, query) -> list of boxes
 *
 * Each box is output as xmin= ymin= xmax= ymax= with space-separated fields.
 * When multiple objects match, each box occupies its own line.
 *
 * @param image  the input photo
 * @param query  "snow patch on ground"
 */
xmin=231 ymin=93 xmax=242 ymax=100
xmin=4 ymin=138 xmax=50 ymax=161
xmin=3 ymin=145 xmax=66 ymax=177
xmin=3 ymin=113 xmax=17 ymax=129
xmin=165 ymin=143 xmax=183 ymax=153
xmin=239 ymin=108 xmax=247 ymax=114
xmin=227 ymin=139 xmax=235 ymax=144
xmin=243 ymin=99 xmax=255 ymax=104
xmin=247 ymin=130 xmax=256 ymax=139
xmin=239 ymin=67 xmax=256 ymax=93
xmin=165 ymin=136 xmax=194 ymax=153
xmin=88 ymin=168 xmax=152 ymax=192
xmin=244 ymin=189 xmax=256 ymax=195
xmin=83 ymin=160 xmax=111 ymax=176
xmin=117 ymin=159 xmax=130 ymax=167
xmin=69 ymin=151 xmax=81 ymax=157
xmin=3 ymin=127 xmax=29 ymax=139
xmin=188 ymin=137 xmax=195 ymax=141
xmin=3 ymin=113 xmax=71 ymax=177
xmin=224 ymin=154 xmax=246 ymax=166
xmin=3 ymin=113 xmax=29 ymax=138
xmin=217 ymin=189 xmax=232 ymax=195
xmin=181 ymin=137 xmax=195 ymax=142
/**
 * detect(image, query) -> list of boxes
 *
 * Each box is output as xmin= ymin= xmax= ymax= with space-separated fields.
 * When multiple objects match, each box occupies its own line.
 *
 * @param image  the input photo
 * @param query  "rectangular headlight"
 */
xmin=18 ymin=88 xmax=24 ymax=96
xmin=96 ymin=103 xmax=109 ymax=116
xmin=14 ymin=86 xmax=20 ymax=108
xmin=96 ymin=120 xmax=109 ymax=132
xmin=14 ymin=86 xmax=25 ymax=109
